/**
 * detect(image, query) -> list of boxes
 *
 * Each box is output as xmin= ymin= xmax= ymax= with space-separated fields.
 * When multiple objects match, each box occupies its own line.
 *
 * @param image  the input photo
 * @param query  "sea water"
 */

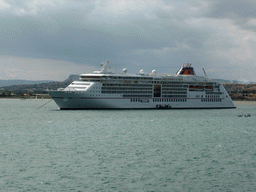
xmin=1 ymin=99 xmax=256 ymax=191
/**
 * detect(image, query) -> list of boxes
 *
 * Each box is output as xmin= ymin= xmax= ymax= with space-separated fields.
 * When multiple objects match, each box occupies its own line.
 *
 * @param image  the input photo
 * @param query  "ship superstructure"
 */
xmin=48 ymin=63 xmax=236 ymax=109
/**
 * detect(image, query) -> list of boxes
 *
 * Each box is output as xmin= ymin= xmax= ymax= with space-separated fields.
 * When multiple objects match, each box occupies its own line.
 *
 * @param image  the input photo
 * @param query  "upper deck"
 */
xmin=79 ymin=63 xmax=213 ymax=84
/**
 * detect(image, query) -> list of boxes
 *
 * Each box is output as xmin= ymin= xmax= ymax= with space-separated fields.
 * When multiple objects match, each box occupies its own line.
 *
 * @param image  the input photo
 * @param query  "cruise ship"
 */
xmin=48 ymin=62 xmax=236 ymax=109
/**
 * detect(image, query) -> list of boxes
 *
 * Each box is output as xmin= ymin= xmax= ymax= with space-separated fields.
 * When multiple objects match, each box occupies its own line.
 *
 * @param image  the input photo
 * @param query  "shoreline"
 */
xmin=0 ymin=95 xmax=52 ymax=99
xmin=233 ymin=100 xmax=256 ymax=104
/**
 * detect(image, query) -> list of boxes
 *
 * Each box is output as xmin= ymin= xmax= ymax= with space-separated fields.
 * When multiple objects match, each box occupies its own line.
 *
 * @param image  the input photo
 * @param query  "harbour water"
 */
xmin=1 ymin=99 xmax=256 ymax=191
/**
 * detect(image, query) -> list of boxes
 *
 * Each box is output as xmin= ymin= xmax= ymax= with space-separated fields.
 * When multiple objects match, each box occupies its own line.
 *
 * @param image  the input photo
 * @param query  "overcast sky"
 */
xmin=1 ymin=0 xmax=256 ymax=81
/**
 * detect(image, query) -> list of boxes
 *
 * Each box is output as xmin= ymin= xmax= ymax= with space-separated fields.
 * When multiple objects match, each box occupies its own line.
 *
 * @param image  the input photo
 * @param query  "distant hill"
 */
xmin=0 ymin=80 xmax=54 ymax=87
xmin=65 ymin=75 xmax=79 ymax=81
xmin=0 ymin=75 xmax=79 ymax=94
xmin=0 ymin=75 xmax=80 ymax=88
xmin=213 ymin=79 xmax=256 ymax=84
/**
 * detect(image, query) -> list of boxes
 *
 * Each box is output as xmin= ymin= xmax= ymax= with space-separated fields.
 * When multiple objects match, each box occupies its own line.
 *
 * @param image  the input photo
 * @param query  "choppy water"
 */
xmin=1 ymin=99 xmax=256 ymax=191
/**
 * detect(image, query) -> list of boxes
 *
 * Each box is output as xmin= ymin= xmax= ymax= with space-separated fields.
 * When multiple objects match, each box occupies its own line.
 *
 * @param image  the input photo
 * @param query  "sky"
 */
xmin=1 ymin=0 xmax=256 ymax=81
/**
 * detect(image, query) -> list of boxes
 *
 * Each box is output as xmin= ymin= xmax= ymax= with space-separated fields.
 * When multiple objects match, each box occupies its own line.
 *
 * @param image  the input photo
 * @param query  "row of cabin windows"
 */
xmin=102 ymin=83 xmax=216 ymax=87
xmin=206 ymin=92 xmax=223 ymax=95
xmin=153 ymin=98 xmax=187 ymax=102
xmin=81 ymin=76 xmax=190 ymax=81
xmin=103 ymin=81 xmax=201 ymax=85
xmin=129 ymin=98 xmax=188 ymax=102
xmin=81 ymin=77 xmax=216 ymax=85
xmin=102 ymin=91 xmax=187 ymax=96
xmin=102 ymin=87 xmax=152 ymax=91
xmin=162 ymin=85 xmax=188 ymax=87
xmin=206 ymin=95 xmax=220 ymax=98
xmin=91 ymin=76 xmax=185 ymax=81
xmin=102 ymin=87 xmax=192 ymax=92
xmin=102 ymin=91 xmax=152 ymax=94
xmin=82 ymin=80 xmax=101 ymax=82
xmin=102 ymin=84 xmax=152 ymax=87
xmin=162 ymin=91 xmax=187 ymax=94
xmin=128 ymin=81 xmax=190 ymax=84
xmin=162 ymin=87 xmax=187 ymax=90
xmin=123 ymin=95 xmax=152 ymax=98
xmin=162 ymin=95 xmax=187 ymax=98
xmin=201 ymin=99 xmax=222 ymax=102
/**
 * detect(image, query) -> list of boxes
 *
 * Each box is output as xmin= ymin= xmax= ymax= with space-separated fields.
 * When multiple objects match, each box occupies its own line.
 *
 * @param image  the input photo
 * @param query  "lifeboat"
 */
xmin=195 ymin=86 xmax=204 ymax=90
xmin=205 ymin=86 xmax=213 ymax=90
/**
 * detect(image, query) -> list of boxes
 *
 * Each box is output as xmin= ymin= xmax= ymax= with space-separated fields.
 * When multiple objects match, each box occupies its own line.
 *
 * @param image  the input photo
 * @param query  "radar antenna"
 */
xmin=202 ymin=68 xmax=207 ymax=78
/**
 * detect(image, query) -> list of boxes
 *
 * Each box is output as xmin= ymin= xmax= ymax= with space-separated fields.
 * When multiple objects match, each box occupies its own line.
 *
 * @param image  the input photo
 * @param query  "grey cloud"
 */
xmin=207 ymin=0 xmax=256 ymax=19
xmin=1 ymin=0 xmax=256 ymax=81
xmin=0 ymin=6 xmax=207 ymax=67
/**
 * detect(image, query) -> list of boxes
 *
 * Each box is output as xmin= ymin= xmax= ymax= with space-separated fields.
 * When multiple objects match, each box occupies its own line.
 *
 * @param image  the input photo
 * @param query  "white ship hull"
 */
xmin=49 ymin=90 xmax=235 ymax=110
xmin=49 ymin=63 xmax=236 ymax=110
